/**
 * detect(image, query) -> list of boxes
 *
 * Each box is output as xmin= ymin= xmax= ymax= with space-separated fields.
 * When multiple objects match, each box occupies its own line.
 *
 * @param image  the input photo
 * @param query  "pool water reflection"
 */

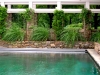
xmin=0 ymin=53 xmax=99 ymax=75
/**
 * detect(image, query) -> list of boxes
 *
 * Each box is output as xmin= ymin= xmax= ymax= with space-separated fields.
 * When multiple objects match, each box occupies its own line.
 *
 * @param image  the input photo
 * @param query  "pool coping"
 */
xmin=87 ymin=49 xmax=100 ymax=68
xmin=0 ymin=48 xmax=86 ymax=53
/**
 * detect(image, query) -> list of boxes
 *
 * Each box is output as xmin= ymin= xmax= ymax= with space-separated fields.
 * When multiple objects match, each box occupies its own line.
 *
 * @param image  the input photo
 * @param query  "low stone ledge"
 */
xmin=0 ymin=41 xmax=93 ymax=49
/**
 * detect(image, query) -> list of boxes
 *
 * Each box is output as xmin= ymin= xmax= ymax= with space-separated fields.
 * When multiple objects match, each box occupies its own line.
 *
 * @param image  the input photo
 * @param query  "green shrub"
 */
xmin=30 ymin=27 xmax=49 ymax=41
xmin=21 ymin=8 xmax=34 ymax=21
xmin=38 ymin=13 xmax=50 ymax=28
xmin=0 ymin=26 xmax=6 ymax=37
xmin=81 ymin=8 xmax=92 ymax=24
xmin=0 ymin=7 xmax=7 ymax=37
xmin=91 ymin=31 xmax=100 ymax=42
xmin=52 ymin=10 xmax=65 ymax=32
xmin=3 ymin=23 xmax=25 ymax=41
xmin=65 ymin=23 xmax=82 ymax=29
xmin=60 ymin=28 xmax=82 ymax=46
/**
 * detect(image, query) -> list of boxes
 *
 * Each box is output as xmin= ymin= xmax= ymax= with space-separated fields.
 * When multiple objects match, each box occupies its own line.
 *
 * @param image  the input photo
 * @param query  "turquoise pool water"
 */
xmin=0 ymin=53 xmax=99 ymax=75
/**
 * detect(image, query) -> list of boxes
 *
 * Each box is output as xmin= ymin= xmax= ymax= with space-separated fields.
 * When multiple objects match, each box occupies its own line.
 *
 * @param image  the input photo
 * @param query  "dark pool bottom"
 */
xmin=0 ymin=53 xmax=99 ymax=75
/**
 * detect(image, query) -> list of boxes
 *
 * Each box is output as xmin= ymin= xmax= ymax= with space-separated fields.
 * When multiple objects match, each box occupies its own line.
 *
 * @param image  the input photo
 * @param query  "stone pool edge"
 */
xmin=87 ymin=49 xmax=100 ymax=67
xmin=0 ymin=48 xmax=86 ymax=53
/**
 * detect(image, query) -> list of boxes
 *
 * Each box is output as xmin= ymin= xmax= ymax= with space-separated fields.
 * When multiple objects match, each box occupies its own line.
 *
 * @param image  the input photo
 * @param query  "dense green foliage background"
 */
xmin=0 ymin=5 xmax=100 ymax=44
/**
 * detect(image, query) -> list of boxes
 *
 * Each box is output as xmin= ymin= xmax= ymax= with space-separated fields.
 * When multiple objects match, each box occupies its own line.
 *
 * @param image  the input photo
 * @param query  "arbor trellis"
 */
xmin=0 ymin=0 xmax=100 ymax=13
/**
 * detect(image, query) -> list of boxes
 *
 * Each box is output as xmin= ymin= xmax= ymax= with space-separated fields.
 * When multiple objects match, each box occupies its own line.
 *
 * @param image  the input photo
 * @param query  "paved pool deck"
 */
xmin=87 ymin=49 xmax=100 ymax=67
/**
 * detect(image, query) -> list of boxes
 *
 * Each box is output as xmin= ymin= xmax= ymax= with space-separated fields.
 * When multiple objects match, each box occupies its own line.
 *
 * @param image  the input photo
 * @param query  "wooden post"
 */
xmin=25 ymin=15 xmax=35 ymax=41
xmin=6 ymin=5 xmax=12 ymax=27
xmin=83 ymin=19 xmax=91 ymax=41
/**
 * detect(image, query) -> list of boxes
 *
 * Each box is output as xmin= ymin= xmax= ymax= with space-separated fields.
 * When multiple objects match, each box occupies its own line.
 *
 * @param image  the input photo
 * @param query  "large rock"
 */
xmin=50 ymin=44 xmax=56 ymax=48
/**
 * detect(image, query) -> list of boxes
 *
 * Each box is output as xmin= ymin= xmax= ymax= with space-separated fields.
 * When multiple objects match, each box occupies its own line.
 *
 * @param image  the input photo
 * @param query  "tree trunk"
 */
xmin=24 ymin=21 xmax=30 ymax=41
xmin=34 ymin=13 xmax=38 ymax=25
xmin=83 ymin=19 xmax=91 ymax=41
xmin=25 ymin=13 xmax=38 ymax=41
xmin=7 ymin=13 xmax=12 ymax=27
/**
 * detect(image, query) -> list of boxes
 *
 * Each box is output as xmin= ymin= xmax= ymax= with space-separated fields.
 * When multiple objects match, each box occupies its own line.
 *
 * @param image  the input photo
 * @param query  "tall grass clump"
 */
xmin=65 ymin=23 xmax=82 ymax=29
xmin=30 ymin=27 xmax=49 ymax=41
xmin=3 ymin=23 xmax=25 ymax=41
xmin=60 ymin=28 xmax=82 ymax=47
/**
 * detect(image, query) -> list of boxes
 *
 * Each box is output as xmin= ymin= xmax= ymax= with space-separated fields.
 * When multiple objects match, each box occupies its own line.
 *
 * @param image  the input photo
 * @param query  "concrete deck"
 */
xmin=87 ymin=49 xmax=100 ymax=67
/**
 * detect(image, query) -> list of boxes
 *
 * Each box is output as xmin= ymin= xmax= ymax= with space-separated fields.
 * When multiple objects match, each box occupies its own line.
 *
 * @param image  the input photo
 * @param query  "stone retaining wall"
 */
xmin=5 ymin=41 xmax=94 ymax=49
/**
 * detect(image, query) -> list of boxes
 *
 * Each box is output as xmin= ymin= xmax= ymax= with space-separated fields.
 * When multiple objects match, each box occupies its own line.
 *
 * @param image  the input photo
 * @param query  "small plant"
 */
xmin=3 ymin=23 xmax=25 ymax=41
xmin=60 ymin=28 xmax=82 ymax=47
xmin=30 ymin=27 xmax=49 ymax=41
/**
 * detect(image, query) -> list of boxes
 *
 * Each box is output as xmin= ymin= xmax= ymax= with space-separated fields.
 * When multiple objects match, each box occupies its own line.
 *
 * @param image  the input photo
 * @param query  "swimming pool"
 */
xmin=0 ymin=50 xmax=99 ymax=75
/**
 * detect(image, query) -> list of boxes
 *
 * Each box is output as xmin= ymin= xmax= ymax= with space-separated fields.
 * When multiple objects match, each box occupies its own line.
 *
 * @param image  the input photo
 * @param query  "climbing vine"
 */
xmin=0 ymin=6 xmax=7 ymax=37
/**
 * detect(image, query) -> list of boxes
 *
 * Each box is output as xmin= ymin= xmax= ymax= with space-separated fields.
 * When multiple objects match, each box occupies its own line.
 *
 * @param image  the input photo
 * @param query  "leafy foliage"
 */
xmin=30 ymin=27 xmax=49 ymax=41
xmin=3 ymin=23 xmax=25 ymax=41
xmin=12 ymin=13 xmax=26 ymax=28
xmin=38 ymin=13 xmax=50 ymax=28
xmin=65 ymin=23 xmax=82 ymax=29
xmin=52 ymin=10 xmax=66 ymax=40
xmin=52 ymin=10 xmax=65 ymax=31
xmin=60 ymin=27 xmax=83 ymax=46
xmin=0 ymin=7 xmax=7 ymax=25
xmin=81 ymin=8 xmax=92 ymax=24
xmin=21 ymin=8 xmax=34 ymax=21
xmin=0 ymin=25 xmax=6 ymax=37
xmin=12 ymin=5 xmax=28 ymax=29
xmin=0 ymin=7 xmax=7 ymax=37
xmin=60 ymin=23 xmax=85 ymax=46
xmin=90 ymin=31 xmax=100 ymax=42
